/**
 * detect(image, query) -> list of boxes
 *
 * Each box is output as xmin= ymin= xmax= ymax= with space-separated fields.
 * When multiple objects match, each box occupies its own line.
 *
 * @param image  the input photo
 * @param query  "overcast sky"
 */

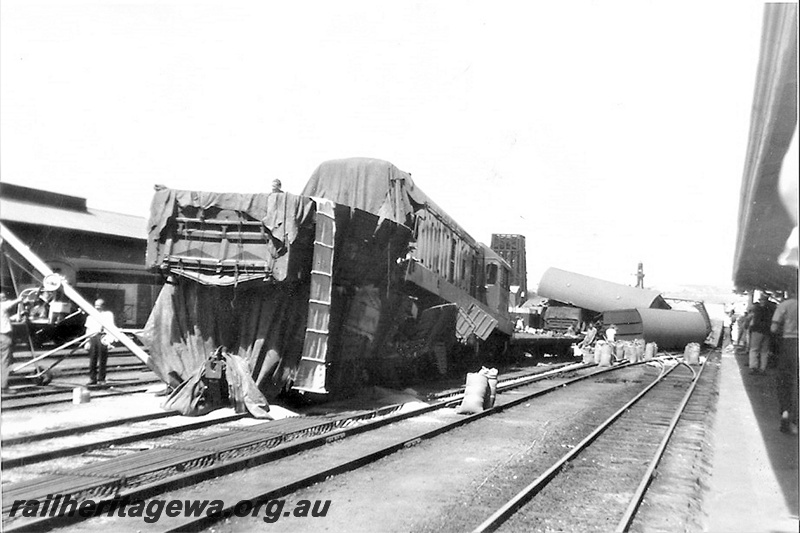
xmin=0 ymin=1 xmax=772 ymax=290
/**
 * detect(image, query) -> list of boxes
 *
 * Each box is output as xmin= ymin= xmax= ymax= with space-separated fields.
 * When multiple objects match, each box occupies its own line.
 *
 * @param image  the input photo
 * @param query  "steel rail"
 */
xmin=7 ymin=362 xmax=149 ymax=394
xmin=470 ymin=359 xmax=681 ymax=533
xmin=163 ymin=361 xmax=644 ymax=532
xmin=2 ymin=413 xmax=248 ymax=469
xmin=2 ymin=411 xmax=180 ymax=446
xmin=3 ymin=363 xmax=577 ymax=447
xmin=10 ymin=333 xmax=94 ymax=372
xmin=4 ymin=359 xmax=644 ymax=532
xmin=3 ymin=372 xmax=157 ymax=397
xmin=18 ymin=360 xmax=147 ymax=380
xmin=1 ymin=381 xmax=161 ymax=411
xmin=2 ymin=360 xmax=569 ymax=410
xmin=432 ymin=361 xmax=588 ymax=401
xmin=3 ymin=363 xmax=582 ymax=469
xmin=613 ymin=357 xmax=708 ymax=532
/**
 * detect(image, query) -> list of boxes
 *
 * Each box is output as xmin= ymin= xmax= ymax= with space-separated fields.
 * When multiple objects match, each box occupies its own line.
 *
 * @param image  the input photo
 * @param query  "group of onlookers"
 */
xmin=732 ymin=290 xmax=798 ymax=434
xmin=746 ymin=293 xmax=778 ymax=374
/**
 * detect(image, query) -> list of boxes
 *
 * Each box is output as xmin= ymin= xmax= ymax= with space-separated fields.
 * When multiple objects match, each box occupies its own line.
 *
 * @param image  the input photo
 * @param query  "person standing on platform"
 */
xmin=1 ymin=292 xmax=23 ymax=393
xmin=723 ymin=311 xmax=734 ymax=345
xmin=84 ymin=299 xmax=115 ymax=386
xmin=735 ymin=312 xmax=749 ymax=346
xmin=771 ymin=289 xmax=798 ymax=434
xmin=749 ymin=293 xmax=776 ymax=374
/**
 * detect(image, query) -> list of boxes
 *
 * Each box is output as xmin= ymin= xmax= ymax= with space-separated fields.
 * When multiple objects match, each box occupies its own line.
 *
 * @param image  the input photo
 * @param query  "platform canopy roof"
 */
xmin=733 ymin=4 xmax=798 ymax=292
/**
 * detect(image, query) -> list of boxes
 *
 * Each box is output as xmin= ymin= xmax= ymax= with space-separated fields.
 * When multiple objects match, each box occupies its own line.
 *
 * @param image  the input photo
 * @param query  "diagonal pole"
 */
xmin=0 ymin=222 xmax=150 ymax=365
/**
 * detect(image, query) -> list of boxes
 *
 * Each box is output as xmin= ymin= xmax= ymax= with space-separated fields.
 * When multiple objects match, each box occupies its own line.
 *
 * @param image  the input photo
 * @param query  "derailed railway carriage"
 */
xmin=144 ymin=158 xmax=513 ymax=400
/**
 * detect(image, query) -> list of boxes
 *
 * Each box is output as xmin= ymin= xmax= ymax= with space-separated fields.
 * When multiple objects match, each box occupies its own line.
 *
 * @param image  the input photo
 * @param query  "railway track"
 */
xmin=8 ymin=349 xmax=147 ymax=382
xmin=1 ymin=357 xmax=673 ymax=532
xmin=2 ymin=349 xmax=158 ymax=409
xmin=1 ymin=361 xmax=580 ymax=466
xmin=1 ymin=362 xmax=584 ymax=480
xmin=472 ymin=356 xmax=708 ymax=532
xmin=2 ymin=360 xmax=582 ymax=458
xmin=1 ymin=411 xmax=250 ymax=470
xmin=11 ymin=361 xmax=147 ymax=383
xmin=0 ymin=374 xmax=163 ymax=411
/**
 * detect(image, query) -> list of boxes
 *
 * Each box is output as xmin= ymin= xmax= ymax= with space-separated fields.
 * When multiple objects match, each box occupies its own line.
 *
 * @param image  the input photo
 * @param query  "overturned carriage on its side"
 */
xmin=143 ymin=158 xmax=513 ymax=400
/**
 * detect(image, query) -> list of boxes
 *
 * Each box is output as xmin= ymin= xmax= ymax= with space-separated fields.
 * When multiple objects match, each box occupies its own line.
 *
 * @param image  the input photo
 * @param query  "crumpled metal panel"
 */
xmin=456 ymin=303 xmax=498 ymax=341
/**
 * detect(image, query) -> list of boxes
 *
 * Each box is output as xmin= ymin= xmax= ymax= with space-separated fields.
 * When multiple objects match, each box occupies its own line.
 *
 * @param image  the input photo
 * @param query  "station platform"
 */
xmin=705 ymin=343 xmax=799 ymax=532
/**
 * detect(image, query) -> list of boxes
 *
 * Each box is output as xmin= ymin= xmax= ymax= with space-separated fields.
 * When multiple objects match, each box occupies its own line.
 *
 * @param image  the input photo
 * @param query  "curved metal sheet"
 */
xmin=603 ymin=308 xmax=709 ymax=350
xmin=538 ymin=267 xmax=670 ymax=312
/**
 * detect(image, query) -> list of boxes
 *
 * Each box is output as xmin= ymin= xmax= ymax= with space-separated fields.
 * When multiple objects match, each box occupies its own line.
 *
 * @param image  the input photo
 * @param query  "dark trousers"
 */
xmin=88 ymin=335 xmax=108 ymax=383
xmin=777 ymin=337 xmax=799 ymax=424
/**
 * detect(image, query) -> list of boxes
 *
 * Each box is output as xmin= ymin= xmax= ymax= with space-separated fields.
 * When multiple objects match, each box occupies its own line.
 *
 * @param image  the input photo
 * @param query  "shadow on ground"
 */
xmin=732 ymin=343 xmax=799 ymax=515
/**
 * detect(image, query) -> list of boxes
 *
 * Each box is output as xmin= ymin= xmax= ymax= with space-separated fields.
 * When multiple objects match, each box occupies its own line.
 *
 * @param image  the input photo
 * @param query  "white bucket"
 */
xmin=645 ymin=342 xmax=658 ymax=359
xmin=635 ymin=340 xmax=645 ymax=360
xmin=593 ymin=342 xmax=603 ymax=364
xmin=624 ymin=342 xmax=639 ymax=363
xmin=73 ymin=387 xmax=90 ymax=404
xmin=614 ymin=342 xmax=625 ymax=361
xmin=598 ymin=343 xmax=614 ymax=367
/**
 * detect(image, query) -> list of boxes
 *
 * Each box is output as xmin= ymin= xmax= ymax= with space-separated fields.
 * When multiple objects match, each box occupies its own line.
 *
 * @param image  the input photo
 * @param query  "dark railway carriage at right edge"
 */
xmin=144 ymin=157 xmax=514 ymax=401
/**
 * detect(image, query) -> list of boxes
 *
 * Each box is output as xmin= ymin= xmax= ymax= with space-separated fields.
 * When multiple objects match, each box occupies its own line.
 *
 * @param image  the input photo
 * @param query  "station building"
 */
xmin=0 ymin=183 xmax=161 ymax=328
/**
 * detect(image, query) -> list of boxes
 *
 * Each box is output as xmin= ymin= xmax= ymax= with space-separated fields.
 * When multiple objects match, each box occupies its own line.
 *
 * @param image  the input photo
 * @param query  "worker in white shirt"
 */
xmin=84 ymin=299 xmax=115 ymax=386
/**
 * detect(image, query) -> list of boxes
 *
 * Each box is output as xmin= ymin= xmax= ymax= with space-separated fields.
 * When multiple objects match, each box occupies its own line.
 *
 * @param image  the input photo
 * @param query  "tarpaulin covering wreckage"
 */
xmin=303 ymin=158 xmax=513 ymax=339
xmin=143 ymin=159 xmax=513 ymax=408
xmin=143 ymin=185 xmax=416 ymax=404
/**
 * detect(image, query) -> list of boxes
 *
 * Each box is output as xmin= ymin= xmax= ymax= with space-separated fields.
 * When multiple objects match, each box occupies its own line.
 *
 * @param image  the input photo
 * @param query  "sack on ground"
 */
xmin=456 ymin=372 xmax=489 ymax=414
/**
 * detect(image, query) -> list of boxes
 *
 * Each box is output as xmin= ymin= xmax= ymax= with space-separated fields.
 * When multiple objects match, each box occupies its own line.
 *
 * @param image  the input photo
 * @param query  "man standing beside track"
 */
xmin=748 ymin=293 xmax=776 ymax=374
xmin=1 ymin=292 xmax=23 ymax=393
xmin=84 ymin=299 xmax=115 ymax=386
xmin=771 ymin=288 xmax=798 ymax=434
